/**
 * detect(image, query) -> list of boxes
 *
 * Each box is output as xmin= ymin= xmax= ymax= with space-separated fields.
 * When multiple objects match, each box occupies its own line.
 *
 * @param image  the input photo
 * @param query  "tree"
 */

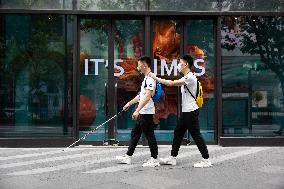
xmin=80 ymin=0 xmax=146 ymax=10
xmin=150 ymin=0 xmax=218 ymax=11
xmin=221 ymin=0 xmax=282 ymax=11
xmin=221 ymin=16 xmax=284 ymax=106
xmin=0 ymin=0 xmax=67 ymax=9
xmin=1 ymin=15 xmax=72 ymax=126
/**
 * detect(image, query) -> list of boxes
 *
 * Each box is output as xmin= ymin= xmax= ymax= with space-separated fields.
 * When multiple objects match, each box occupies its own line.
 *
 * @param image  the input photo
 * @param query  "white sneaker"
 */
xmin=159 ymin=156 xmax=177 ymax=165
xmin=142 ymin=157 xmax=160 ymax=167
xmin=116 ymin=154 xmax=131 ymax=164
xmin=193 ymin=159 xmax=212 ymax=168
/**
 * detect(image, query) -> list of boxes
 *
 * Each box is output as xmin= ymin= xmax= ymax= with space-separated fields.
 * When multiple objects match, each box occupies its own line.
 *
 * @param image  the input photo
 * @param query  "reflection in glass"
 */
xmin=152 ymin=20 xmax=181 ymax=141
xmin=79 ymin=19 xmax=108 ymax=141
xmin=150 ymin=0 xmax=219 ymax=11
xmin=221 ymin=16 xmax=284 ymax=136
xmin=186 ymin=20 xmax=215 ymax=142
xmin=114 ymin=20 xmax=144 ymax=141
xmin=79 ymin=0 xmax=147 ymax=10
xmin=0 ymin=15 xmax=74 ymax=137
xmin=221 ymin=0 xmax=283 ymax=12
xmin=0 ymin=0 xmax=73 ymax=9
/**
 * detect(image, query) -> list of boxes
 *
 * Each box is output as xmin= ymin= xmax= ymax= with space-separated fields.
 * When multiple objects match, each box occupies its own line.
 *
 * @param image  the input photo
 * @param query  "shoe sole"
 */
xmin=142 ymin=164 xmax=160 ymax=167
xmin=193 ymin=165 xmax=212 ymax=168
xmin=160 ymin=163 xmax=176 ymax=165
xmin=116 ymin=159 xmax=131 ymax=164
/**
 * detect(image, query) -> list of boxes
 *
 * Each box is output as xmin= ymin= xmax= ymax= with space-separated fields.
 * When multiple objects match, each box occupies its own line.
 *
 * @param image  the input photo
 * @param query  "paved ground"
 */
xmin=0 ymin=145 xmax=283 ymax=189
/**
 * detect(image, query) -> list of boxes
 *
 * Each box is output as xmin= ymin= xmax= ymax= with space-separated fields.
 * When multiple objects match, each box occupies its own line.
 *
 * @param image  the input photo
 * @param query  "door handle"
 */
xmin=104 ymin=82 xmax=108 ymax=117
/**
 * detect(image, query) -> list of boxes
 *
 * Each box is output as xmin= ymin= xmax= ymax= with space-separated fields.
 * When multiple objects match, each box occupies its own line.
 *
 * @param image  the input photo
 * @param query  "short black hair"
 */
xmin=138 ymin=56 xmax=151 ymax=67
xmin=181 ymin=54 xmax=193 ymax=68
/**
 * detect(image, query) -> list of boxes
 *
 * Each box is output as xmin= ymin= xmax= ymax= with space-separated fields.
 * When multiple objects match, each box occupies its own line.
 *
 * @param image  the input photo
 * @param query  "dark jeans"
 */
xmin=171 ymin=109 xmax=209 ymax=159
xmin=127 ymin=114 xmax=158 ymax=159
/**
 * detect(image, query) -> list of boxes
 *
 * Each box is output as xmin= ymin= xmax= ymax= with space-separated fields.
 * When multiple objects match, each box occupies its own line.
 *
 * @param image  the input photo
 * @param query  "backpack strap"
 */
xmin=144 ymin=76 xmax=147 ymax=88
xmin=143 ymin=76 xmax=156 ymax=97
xmin=196 ymin=80 xmax=199 ymax=97
xmin=184 ymin=85 xmax=195 ymax=100
xmin=192 ymin=72 xmax=199 ymax=97
xmin=184 ymin=80 xmax=199 ymax=100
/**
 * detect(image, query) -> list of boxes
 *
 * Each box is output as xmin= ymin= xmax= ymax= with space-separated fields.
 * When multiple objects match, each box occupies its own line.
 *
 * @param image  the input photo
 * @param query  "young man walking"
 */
xmin=148 ymin=54 xmax=212 ymax=168
xmin=116 ymin=56 xmax=160 ymax=167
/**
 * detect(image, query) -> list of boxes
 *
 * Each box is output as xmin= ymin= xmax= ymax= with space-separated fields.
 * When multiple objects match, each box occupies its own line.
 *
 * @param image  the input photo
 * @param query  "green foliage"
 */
xmin=1 ymin=0 xmax=66 ymax=9
xmin=252 ymin=91 xmax=263 ymax=103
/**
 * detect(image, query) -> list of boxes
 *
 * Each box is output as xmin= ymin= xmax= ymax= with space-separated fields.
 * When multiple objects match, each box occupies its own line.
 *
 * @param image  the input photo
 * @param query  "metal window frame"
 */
xmin=216 ymin=16 xmax=222 ymax=145
xmin=0 ymin=9 xmax=283 ymax=16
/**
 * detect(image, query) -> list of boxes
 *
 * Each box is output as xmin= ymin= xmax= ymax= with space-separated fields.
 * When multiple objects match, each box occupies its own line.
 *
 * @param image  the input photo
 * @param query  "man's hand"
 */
xmin=132 ymin=110 xmax=140 ymax=121
xmin=123 ymin=102 xmax=131 ymax=111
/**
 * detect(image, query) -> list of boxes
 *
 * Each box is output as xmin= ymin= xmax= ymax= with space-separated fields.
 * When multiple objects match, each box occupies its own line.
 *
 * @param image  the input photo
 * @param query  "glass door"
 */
xmin=113 ymin=19 xmax=144 ymax=142
xmin=78 ymin=18 xmax=109 ymax=142
xmin=185 ymin=19 xmax=216 ymax=143
xmin=78 ymin=17 xmax=145 ymax=144
xmin=151 ymin=18 xmax=216 ymax=143
xmin=152 ymin=19 xmax=181 ymax=142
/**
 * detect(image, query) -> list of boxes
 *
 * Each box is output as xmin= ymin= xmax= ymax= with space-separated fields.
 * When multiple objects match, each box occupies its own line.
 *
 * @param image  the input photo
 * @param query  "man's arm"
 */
xmin=123 ymin=95 xmax=139 ymax=111
xmin=148 ymin=72 xmax=186 ymax=87
xmin=132 ymin=89 xmax=153 ymax=120
xmin=135 ymin=89 xmax=153 ymax=113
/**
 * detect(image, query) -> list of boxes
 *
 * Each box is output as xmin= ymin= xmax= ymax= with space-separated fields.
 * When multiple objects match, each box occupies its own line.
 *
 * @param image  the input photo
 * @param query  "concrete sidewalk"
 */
xmin=0 ymin=145 xmax=283 ymax=189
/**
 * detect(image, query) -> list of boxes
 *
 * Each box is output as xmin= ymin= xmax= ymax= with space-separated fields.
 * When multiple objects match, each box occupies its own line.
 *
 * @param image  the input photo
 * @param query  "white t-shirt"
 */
xmin=139 ymin=76 xmax=156 ymax=114
xmin=180 ymin=72 xmax=199 ymax=112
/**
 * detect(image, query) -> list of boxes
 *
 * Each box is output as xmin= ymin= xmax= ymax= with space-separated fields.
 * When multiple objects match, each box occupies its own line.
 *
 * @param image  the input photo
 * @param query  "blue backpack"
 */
xmin=144 ymin=77 xmax=164 ymax=103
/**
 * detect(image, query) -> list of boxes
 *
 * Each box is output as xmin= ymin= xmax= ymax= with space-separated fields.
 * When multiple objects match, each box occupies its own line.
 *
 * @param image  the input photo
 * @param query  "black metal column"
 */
xmin=73 ymin=15 xmax=80 ymax=144
xmin=63 ymin=15 xmax=68 ymax=135
xmin=145 ymin=16 xmax=151 ymax=57
xmin=141 ymin=16 xmax=151 ymax=146
xmin=107 ymin=18 xmax=115 ymax=145
xmin=216 ymin=16 xmax=222 ymax=144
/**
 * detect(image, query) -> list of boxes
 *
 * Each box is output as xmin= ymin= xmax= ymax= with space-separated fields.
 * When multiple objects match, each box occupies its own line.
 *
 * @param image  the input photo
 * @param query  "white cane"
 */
xmin=63 ymin=110 xmax=124 ymax=151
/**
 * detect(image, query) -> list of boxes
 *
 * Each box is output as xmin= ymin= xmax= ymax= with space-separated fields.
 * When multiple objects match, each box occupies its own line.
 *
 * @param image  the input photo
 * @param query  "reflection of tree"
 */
xmin=1 ymin=0 xmax=67 ymax=9
xmin=79 ymin=0 xmax=220 ymax=11
xmin=115 ymin=20 xmax=142 ymax=58
xmin=221 ymin=0 xmax=282 ymax=11
xmin=8 ymin=16 xmax=71 ymax=122
xmin=80 ymin=0 xmax=146 ymax=10
xmin=80 ymin=19 xmax=142 ymax=58
xmin=186 ymin=20 xmax=215 ymax=94
xmin=187 ymin=20 xmax=214 ymax=57
xmin=151 ymin=0 xmax=218 ymax=10
xmin=252 ymin=91 xmax=263 ymax=107
xmin=221 ymin=16 xmax=284 ymax=106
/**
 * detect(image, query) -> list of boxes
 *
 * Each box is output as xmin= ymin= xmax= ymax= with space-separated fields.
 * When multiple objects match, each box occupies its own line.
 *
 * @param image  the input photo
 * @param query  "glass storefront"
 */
xmin=0 ymin=0 xmax=283 ymax=146
xmin=76 ymin=17 xmax=216 ymax=143
xmin=0 ymin=14 xmax=74 ymax=137
xmin=221 ymin=16 xmax=284 ymax=137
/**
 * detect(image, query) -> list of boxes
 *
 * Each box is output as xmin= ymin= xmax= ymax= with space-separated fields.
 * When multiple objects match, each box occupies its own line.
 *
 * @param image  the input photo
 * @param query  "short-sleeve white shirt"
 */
xmin=180 ymin=72 xmax=199 ymax=112
xmin=139 ymin=76 xmax=156 ymax=114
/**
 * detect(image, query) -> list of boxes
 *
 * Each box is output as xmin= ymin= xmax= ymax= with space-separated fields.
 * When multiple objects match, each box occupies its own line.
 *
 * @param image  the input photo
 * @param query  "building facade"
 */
xmin=0 ymin=0 xmax=283 ymax=147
